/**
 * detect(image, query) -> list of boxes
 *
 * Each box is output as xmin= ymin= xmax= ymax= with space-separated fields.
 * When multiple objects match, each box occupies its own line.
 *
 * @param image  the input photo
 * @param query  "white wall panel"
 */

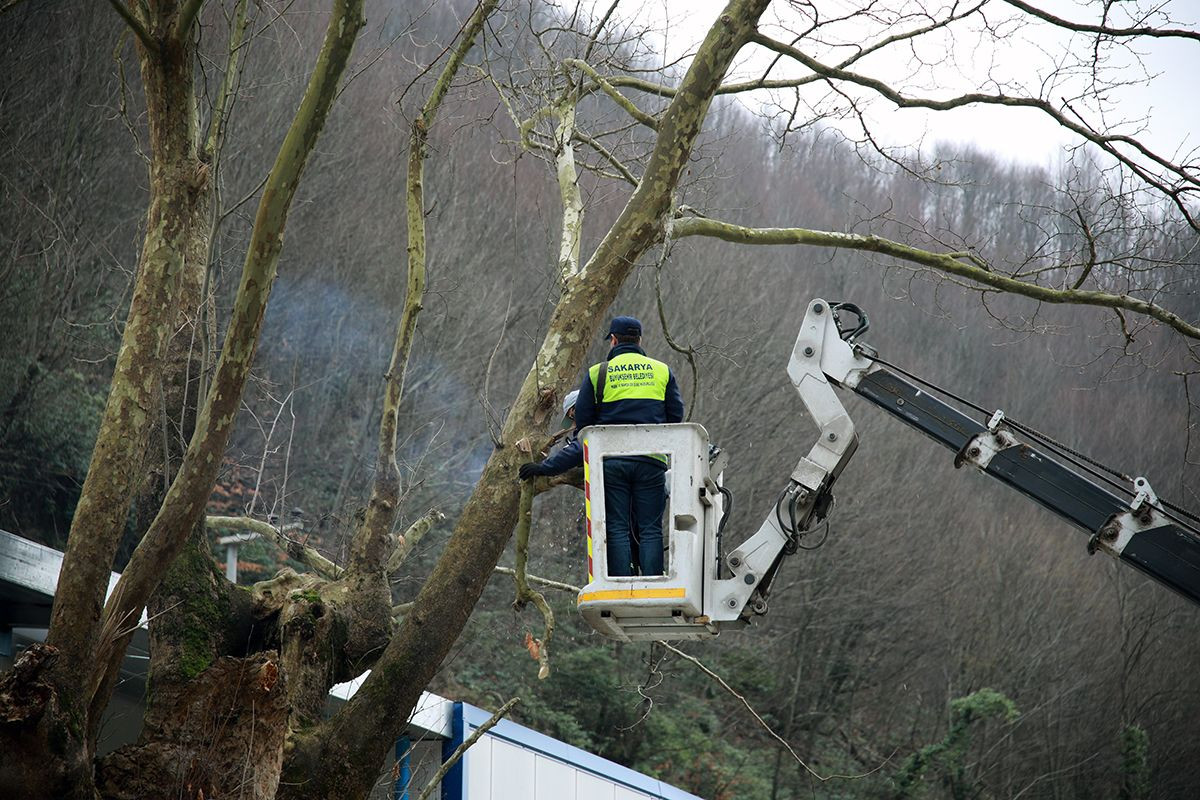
xmin=534 ymin=753 xmax=576 ymax=800
xmin=465 ymin=735 xmax=493 ymax=800
xmin=576 ymin=770 xmax=615 ymax=800
xmin=490 ymin=739 xmax=535 ymax=799
xmin=614 ymin=785 xmax=651 ymax=800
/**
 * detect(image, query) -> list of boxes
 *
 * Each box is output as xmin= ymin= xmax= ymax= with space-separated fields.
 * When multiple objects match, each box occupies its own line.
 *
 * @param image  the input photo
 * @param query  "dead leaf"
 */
xmin=523 ymin=631 xmax=540 ymax=661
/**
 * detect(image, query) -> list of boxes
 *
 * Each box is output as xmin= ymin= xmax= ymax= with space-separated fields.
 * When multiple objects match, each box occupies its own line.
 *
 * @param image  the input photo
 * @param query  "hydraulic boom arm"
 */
xmin=751 ymin=298 xmax=1200 ymax=612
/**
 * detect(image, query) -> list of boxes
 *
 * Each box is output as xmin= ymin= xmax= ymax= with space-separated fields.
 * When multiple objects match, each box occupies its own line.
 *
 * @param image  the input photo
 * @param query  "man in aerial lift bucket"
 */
xmin=521 ymin=316 xmax=684 ymax=577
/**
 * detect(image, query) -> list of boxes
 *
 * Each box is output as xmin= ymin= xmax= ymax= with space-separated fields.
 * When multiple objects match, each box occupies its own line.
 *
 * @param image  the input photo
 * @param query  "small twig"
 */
xmin=661 ymin=642 xmax=887 ymax=781
xmin=653 ymin=244 xmax=698 ymax=419
xmin=415 ymin=697 xmax=520 ymax=800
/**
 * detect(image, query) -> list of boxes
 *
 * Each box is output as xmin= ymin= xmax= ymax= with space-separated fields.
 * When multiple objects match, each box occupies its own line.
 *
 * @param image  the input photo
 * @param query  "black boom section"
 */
xmin=984 ymin=445 xmax=1127 ymax=535
xmin=853 ymin=369 xmax=1200 ymax=607
xmin=852 ymin=369 xmax=986 ymax=452
xmin=854 ymin=369 xmax=1128 ymax=530
xmin=1121 ymin=525 xmax=1200 ymax=608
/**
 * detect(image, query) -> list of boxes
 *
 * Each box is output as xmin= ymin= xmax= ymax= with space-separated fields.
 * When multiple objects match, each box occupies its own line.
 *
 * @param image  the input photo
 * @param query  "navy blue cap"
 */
xmin=606 ymin=315 xmax=642 ymax=338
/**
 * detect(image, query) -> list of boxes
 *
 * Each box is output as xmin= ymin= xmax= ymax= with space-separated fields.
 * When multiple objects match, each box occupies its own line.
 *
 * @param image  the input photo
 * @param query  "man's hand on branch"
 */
xmin=519 ymin=462 xmax=548 ymax=481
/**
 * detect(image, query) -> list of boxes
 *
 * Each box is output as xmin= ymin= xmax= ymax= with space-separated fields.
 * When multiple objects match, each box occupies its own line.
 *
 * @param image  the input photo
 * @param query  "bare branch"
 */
xmin=493 ymin=566 xmax=580 ymax=594
xmin=351 ymin=0 xmax=499 ymax=572
xmin=561 ymin=58 xmax=658 ymax=130
xmin=671 ymin=216 xmax=1200 ymax=340
xmin=510 ymin=485 xmax=553 ymax=679
xmin=582 ymin=0 xmax=622 ymax=63
xmin=415 ymin=697 xmax=520 ymax=800
xmin=386 ymin=509 xmax=446 ymax=574
xmin=747 ymin=32 xmax=1200 ymax=227
xmin=203 ymin=0 xmax=251 ymax=159
xmin=1001 ymin=0 xmax=1200 ymax=41
xmin=661 ymin=642 xmax=887 ymax=781
xmin=573 ymin=130 xmax=638 ymax=186
xmin=555 ymin=99 xmax=584 ymax=282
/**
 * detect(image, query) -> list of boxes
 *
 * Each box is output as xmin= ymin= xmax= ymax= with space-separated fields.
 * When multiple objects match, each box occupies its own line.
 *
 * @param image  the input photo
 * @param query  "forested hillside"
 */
xmin=2 ymin=1 xmax=1198 ymax=798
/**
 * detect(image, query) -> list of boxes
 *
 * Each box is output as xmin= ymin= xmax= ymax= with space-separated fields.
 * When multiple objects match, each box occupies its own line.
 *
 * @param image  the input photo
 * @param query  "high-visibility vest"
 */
xmin=588 ymin=352 xmax=671 ymax=404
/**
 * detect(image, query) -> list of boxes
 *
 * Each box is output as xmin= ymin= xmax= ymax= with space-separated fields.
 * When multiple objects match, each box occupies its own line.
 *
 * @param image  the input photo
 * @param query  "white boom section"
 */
xmin=707 ymin=299 xmax=877 ymax=623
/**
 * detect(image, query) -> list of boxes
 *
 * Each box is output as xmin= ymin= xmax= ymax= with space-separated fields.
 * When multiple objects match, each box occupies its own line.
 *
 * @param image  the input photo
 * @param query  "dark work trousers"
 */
xmin=603 ymin=457 xmax=667 ymax=577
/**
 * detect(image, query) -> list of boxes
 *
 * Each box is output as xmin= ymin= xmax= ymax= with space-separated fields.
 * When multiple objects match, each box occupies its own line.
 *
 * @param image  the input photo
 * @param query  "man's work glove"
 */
xmin=519 ymin=462 xmax=548 ymax=481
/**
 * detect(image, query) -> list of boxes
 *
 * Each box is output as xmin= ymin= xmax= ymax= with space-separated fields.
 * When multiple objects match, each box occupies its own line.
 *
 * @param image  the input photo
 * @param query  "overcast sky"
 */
xmin=589 ymin=0 xmax=1198 ymax=169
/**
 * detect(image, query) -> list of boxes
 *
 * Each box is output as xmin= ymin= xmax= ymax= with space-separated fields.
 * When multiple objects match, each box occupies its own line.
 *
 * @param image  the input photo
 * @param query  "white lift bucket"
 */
xmin=576 ymin=423 xmax=725 ymax=641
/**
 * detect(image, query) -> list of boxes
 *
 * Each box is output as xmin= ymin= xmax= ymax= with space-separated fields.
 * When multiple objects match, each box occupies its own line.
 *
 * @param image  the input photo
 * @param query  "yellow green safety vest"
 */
xmin=588 ymin=352 xmax=671 ymax=403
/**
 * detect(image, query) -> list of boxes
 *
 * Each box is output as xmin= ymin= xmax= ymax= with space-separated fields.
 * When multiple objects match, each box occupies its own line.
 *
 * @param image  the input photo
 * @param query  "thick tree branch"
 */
xmin=350 ymin=0 xmax=498 ymax=572
xmin=206 ymin=515 xmax=342 ymax=580
xmin=598 ymin=1 xmax=986 ymax=100
xmin=555 ymin=99 xmax=585 ymax=283
xmin=672 ymin=216 xmax=1200 ymax=340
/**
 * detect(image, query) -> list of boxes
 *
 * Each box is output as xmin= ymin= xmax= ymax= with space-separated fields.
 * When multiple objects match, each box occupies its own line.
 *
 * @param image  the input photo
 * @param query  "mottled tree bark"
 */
xmin=0 ymin=3 xmax=208 ymax=796
xmin=90 ymin=0 xmax=366 ymax=724
xmin=0 ymin=2 xmax=365 ymax=798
